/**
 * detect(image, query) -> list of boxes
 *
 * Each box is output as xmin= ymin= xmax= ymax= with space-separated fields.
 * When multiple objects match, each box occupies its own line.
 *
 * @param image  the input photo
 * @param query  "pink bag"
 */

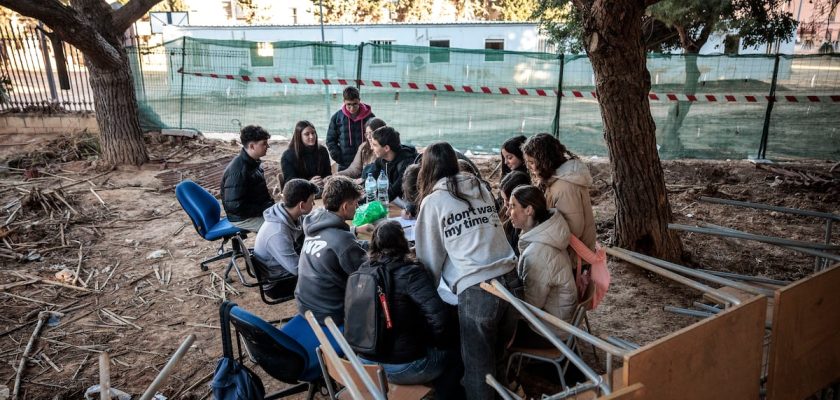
xmin=569 ymin=235 xmax=610 ymax=310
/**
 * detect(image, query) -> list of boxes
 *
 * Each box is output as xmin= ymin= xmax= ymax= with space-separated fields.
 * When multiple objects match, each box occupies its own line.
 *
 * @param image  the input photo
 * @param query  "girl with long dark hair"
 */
xmin=500 ymin=135 xmax=528 ymax=183
xmin=414 ymin=142 xmax=522 ymax=400
xmin=281 ymin=120 xmax=332 ymax=188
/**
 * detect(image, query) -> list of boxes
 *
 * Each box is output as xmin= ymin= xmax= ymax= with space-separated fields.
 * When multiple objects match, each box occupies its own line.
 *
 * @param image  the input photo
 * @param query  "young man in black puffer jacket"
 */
xmin=220 ymin=125 xmax=275 ymax=233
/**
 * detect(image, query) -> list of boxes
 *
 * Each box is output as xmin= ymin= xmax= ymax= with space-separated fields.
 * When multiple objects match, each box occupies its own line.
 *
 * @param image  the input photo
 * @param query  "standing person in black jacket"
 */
xmin=221 ymin=125 xmax=275 ymax=233
xmin=368 ymin=126 xmax=418 ymax=203
xmin=280 ymin=120 xmax=331 ymax=190
xmin=349 ymin=221 xmax=454 ymax=390
xmin=326 ymin=86 xmax=375 ymax=171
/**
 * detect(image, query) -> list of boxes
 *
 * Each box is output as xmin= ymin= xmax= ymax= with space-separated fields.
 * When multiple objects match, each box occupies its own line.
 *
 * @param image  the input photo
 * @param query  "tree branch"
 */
xmin=0 ymin=0 xmax=122 ymax=69
xmin=0 ymin=0 xmax=77 ymax=28
xmin=113 ymin=0 xmax=164 ymax=33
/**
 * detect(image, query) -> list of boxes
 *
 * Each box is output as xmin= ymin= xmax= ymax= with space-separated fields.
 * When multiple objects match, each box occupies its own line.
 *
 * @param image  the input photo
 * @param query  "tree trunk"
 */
xmin=582 ymin=0 xmax=683 ymax=260
xmin=88 ymin=53 xmax=149 ymax=166
xmin=659 ymin=53 xmax=701 ymax=158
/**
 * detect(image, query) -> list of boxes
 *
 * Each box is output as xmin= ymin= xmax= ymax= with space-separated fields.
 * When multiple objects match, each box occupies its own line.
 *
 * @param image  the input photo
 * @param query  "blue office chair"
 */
xmin=176 ymin=180 xmax=244 ymax=281
xmin=221 ymin=301 xmax=344 ymax=399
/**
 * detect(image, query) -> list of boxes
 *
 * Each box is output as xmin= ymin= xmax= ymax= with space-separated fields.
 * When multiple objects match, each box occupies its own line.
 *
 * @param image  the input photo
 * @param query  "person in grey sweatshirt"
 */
xmin=253 ymin=179 xmax=318 ymax=298
xmin=414 ymin=142 xmax=522 ymax=400
xmin=295 ymin=176 xmax=372 ymax=324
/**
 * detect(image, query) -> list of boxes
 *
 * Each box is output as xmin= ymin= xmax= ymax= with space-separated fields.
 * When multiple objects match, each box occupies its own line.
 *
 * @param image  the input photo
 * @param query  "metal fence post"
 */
xmin=551 ymin=53 xmax=565 ymax=138
xmin=355 ymin=42 xmax=364 ymax=90
xmin=179 ymin=36 xmax=186 ymax=129
xmin=36 ymin=23 xmax=57 ymax=102
xmin=758 ymin=54 xmax=781 ymax=160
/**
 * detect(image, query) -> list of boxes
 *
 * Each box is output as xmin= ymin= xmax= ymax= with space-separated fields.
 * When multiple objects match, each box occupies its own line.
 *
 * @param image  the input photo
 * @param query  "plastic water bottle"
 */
xmin=365 ymin=173 xmax=377 ymax=203
xmin=377 ymin=170 xmax=389 ymax=205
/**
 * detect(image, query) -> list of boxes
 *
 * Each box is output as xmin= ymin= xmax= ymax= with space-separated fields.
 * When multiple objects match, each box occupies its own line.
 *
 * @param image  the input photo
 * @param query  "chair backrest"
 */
xmin=176 ymin=180 xmax=222 ymax=239
xmin=318 ymin=347 xmax=389 ymax=399
xmin=228 ymin=305 xmax=312 ymax=384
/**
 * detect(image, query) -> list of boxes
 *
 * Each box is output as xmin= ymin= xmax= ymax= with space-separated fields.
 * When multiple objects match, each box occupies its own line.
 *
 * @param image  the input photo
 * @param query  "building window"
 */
xmin=537 ymin=37 xmax=556 ymax=54
xmin=313 ymin=42 xmax=334 ymax=66
xmin=724 ymin=35 xmax=740 ymax=55
xmin=372 ymin=40 xmax=393 ymax=64
xmin=250 ymin=42 xmax=274 ymax=67
xmin=429 ymin=40 xmax=450 ymax=63
xmin=485 ymin=39 xmax=504 ymax=61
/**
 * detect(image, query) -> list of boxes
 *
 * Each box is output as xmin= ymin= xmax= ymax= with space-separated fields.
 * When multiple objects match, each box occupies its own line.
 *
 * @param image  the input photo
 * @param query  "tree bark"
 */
xmin=580 ymin=0 xmax=683 ymax=259
xmin=88 ymin=53 xmax=149 ymax=166
xmin=0 ymin=0 xmax=156 ymax=166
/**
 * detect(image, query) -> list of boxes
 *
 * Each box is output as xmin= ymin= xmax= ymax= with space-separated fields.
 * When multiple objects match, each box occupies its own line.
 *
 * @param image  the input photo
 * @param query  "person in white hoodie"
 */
xmin=522 ymin=133 xmax=596 ymax=260
xmin=253 ymin=179 xmax=318 ymax=299
xmin=507 ymin=185 xmax=577 ymax=348
xmin=414 ymin=142 xmax=522 ymax=400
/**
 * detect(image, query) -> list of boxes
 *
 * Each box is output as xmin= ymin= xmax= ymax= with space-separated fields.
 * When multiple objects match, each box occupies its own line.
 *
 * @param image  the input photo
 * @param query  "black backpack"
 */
xmin=344 ymin=261 xmax=395 ymax=355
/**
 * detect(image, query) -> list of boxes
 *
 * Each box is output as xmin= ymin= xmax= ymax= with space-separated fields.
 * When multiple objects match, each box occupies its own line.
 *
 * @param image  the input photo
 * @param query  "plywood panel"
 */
xmin=766 ymin=264 xmax=840 ymax=400
xmin=623 ymin=296 xmax=766 ymax=400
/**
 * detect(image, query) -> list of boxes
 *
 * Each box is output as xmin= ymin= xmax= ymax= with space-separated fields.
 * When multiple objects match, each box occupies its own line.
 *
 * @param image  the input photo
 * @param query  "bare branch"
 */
xmin=0 ymin=0 xmax=77 ymax=28
xmin=113 ymin=0 xmax=164 ymax=33
xmin=0 ymin=0 xmax=122 ymax=69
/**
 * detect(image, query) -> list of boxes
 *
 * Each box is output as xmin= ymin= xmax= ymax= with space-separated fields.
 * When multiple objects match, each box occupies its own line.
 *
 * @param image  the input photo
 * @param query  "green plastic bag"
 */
xmin=353 ymin=201 xmax=388 ymax=226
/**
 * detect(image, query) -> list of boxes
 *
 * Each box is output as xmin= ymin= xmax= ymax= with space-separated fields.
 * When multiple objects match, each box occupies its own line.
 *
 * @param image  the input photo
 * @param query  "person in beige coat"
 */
xmin=508 ymin=185 xmax=578 ymax=346
xmin=522 ymin=133 xmax=596 ymax=260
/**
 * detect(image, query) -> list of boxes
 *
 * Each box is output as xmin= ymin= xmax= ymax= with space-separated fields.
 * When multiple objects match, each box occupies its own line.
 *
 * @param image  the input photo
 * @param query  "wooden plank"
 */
xmin=622 ymin=296 xmax=766 ymax=400
xmin=596 ymin=383 xmax=645 ymax=400
xmin=766 ymin=264 xmax=840 ymax=400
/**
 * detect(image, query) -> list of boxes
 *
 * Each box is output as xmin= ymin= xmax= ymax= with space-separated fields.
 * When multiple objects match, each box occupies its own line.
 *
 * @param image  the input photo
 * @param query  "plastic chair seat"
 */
xmin=205 ymin=217 xmax=242 ymax=241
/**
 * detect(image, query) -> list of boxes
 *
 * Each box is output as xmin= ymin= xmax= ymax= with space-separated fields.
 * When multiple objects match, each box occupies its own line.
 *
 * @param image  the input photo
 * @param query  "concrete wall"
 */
xmin=0 ymin=114 xmax=99 ymax=135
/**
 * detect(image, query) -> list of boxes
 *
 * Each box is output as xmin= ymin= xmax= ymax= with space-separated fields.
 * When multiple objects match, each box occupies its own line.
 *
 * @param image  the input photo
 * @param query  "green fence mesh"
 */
xmin=128 ymin=38 xmax=840 ymax=160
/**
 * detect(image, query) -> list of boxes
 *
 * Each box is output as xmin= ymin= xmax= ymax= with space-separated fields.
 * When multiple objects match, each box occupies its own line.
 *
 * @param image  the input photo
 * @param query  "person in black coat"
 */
xmin=350 ymin=221 xmax=453 ymax=388
xmin=368 ymin=126 xmax=418 ymax=202
xmin=326 ymin=86 xmax=375 ymax=171
xmin=281 ymin=120 xmax=332 ymax=190
xmin=221 ymin=125 xmax=275 ymax=233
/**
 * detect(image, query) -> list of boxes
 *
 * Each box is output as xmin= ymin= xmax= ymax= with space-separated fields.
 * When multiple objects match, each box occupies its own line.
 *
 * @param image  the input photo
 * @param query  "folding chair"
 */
xmin=304 ymin=312 xmax=432 ymax=400
xmin=506 ymin=282 xmax=598 ymax=388
xmin=221 ymin=301 xmax=344 ymax=399
xmin=228 ymin=235 xmax=298 ymax=305
xmin=175 ymin=180 xmax=245 ymax=281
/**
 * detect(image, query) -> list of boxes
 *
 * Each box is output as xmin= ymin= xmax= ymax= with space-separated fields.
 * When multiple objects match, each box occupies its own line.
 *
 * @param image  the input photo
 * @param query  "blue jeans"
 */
xmin=458 ymin=270 xmax=522 ymax=400
xmin=362 ymin=347 xmax=447 ymax=385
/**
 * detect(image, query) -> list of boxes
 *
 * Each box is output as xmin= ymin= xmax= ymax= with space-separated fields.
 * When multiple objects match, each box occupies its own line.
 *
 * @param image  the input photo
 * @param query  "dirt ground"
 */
xmin=0 ymin=132 xmax=837 ymax=399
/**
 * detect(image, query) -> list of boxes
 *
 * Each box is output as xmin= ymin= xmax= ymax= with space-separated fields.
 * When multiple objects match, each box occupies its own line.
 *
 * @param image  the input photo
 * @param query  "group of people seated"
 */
xmin=217 ymin=86 xmax=597 ymax=399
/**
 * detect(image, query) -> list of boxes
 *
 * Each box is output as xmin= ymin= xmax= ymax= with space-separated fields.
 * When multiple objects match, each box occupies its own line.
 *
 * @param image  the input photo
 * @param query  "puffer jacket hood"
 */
xmin=518 ymin=210 xmax=569 ymax=254
xmin=551 ymin=158 xmax=592 ymax=188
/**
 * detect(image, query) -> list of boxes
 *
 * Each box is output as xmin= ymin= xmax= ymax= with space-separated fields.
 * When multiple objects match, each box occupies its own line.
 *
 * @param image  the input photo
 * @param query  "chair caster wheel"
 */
xmin=201 ymin=265 xmax=208 ymax=271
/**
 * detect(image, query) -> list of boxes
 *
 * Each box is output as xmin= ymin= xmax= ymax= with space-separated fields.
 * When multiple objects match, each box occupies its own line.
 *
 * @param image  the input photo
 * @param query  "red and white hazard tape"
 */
xmin=178 ymin=69 xmax=840 ymax=103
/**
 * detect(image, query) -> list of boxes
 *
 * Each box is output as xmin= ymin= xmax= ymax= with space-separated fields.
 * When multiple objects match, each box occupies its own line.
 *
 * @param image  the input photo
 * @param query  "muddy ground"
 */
xmin=0 ymin=132 xmax=837 ymax=399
